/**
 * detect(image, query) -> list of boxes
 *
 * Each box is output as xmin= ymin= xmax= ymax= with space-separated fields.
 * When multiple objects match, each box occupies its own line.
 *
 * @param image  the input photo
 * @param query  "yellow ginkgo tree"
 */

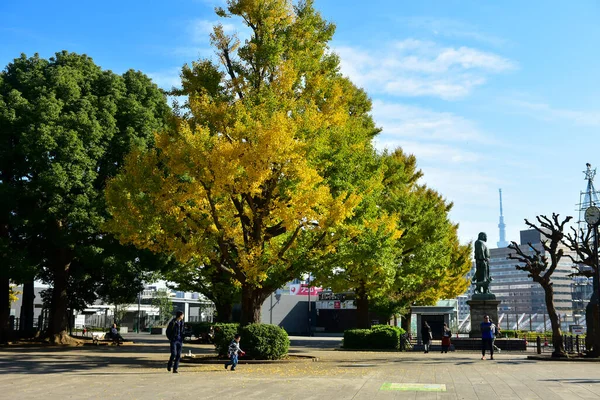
xmin=105 ymin=0 xmax=375 ymax=324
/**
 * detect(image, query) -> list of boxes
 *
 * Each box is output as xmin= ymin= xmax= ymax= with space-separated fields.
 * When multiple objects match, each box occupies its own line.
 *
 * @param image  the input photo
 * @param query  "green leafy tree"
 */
xmin=380 ymin=151 xmax=470 ymax=330
xmin=164 ymin=261 xmax=240 ymax=322
xmin=316 ymin=149 xmax=471 ymax=328
xmin=314 ymin=150 xmax=401 ymax=328
xmin=152 ymin=289 xmax=174 ymax=326
xmin=0 ymin=51 xmax=173 ymax=343
xmin=113 ymin=303 xmax=131 ymax=325
xmin=105 ymin=0 xmax=382 ymax=325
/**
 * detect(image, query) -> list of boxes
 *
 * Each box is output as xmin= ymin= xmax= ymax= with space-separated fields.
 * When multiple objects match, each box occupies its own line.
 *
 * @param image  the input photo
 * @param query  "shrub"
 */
xmin=213 ymin=323 xmax=240 ymax=357
xmin=343 ymin=325 xmax=406 ymax=350
xmin=240 ymin=323 xmax=290 ymax=360
xmin=343 ymin=329 xmax=371 ymax=349
xmin=499 ymin=329 xmax=521 ymax=338
xmin=370 ymin=325 xmax=404 ymax=349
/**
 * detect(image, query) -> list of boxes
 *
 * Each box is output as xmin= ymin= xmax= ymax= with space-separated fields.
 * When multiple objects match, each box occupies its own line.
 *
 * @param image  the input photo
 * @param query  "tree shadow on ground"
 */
xmin=542 ymin=378 xmax=600 ymax=384
xmin=0 ymin=341 xmax=217 ymax=374
xmin=0 ymin=353 xmax=166 ymax=374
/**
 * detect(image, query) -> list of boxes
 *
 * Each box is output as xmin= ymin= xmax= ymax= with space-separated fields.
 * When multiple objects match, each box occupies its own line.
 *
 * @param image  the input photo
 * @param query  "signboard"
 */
xmin=318 ymin=291 xmax=355 ymax=301
xmin=289 ymin=284 xmax=323 ymax=296
xmin=570 ymin=325 xmax=585 ymax=335
xmin=316 ymin=300 xmax=356 ymax=310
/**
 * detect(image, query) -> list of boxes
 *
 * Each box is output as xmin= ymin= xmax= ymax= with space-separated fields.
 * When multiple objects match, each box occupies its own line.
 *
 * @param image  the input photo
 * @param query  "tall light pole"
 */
xmin=270 ymin=292 xmax=273 ymax=325
xmin=137 ymin=290 xmax=141 ymax=333
xmin=307 ymin=273 xmax=312 ymax=337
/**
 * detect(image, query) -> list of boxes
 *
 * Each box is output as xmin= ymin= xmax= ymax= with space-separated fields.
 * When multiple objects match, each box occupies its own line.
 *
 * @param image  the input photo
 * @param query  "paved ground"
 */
xmin=1 ymin=334 xmax=599 ymax=399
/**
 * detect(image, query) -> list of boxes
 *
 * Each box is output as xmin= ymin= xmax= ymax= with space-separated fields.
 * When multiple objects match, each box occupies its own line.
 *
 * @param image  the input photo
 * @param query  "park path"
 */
xmin=1 ymin=334 xmax=599 ymax=399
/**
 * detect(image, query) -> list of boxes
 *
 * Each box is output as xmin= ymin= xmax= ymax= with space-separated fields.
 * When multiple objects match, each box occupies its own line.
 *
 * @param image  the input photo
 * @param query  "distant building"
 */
xmin=9 ymin=284 xmax=214 ymax=332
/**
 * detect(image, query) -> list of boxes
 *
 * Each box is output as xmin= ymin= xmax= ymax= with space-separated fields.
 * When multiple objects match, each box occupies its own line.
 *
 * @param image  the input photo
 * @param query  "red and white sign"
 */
xmin=334 ymin=301 xmax=341 ymax=309
xmin=289 ymin=284 xmax=323 ymax=296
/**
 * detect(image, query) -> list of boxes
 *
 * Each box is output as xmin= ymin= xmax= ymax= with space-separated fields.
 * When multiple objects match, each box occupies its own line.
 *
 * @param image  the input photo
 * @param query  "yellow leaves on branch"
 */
xmin=105 ymin=94 xmax=359 ymax=286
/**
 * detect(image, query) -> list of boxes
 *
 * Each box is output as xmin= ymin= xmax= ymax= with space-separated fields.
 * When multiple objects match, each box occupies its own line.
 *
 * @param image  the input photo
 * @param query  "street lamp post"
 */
xmin=308 ymin=273 xmax=312 ymax=337
xmin=137 ymin=290 xmax=141 ymax=333
xmin=270 ymin=292 xmax=273 ymax=325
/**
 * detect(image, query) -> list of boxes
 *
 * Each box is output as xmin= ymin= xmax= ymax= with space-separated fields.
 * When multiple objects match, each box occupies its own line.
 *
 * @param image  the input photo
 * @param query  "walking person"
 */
xmin=166 ymin=311 xmax=185 ymax=373
xmin=441 ymin=323 xmax=452 ymax=353
xmin=490 ymin=319 xmax=501 ymax=353
xmin=224 ymin=334 xmax=245 ymax=371
xmin=481 ymin=315 xmax=495 ymax=360
xmin=422 ymin=321 xmax=432 ymax=353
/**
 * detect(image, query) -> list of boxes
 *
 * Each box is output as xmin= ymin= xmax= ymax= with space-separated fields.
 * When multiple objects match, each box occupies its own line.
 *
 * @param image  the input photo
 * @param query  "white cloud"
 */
xmin=191 ymin=19 xmax=238 ymax=42
xmin=372 ymin=100 xmax=496 ymax=145
xmin=400 ymin=17 xmax=508 ymax=47
xmin=376 ymin=139 xmax=483 ymax=164
xmin=384 ymin=75 xmax=486 ymax=99
xmin=334 ymin=40 xmax=516 ymax=100
xmin=148 ymin=68 xmax=181 ymax=90
xmin=510 ymin=100 xmax=600 ymax=127
xmin=417 ymin=167 xmax=507 ymax=244
xmin=171 ymin=46 xmax=213 ymax=58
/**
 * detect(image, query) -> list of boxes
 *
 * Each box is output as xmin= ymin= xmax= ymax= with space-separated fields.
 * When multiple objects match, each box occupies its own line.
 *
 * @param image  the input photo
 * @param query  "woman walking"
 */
xmin=422 ymin=322 xmax=432 ymax=353
xmin=441 ymin=323 xmax=452 ymax=353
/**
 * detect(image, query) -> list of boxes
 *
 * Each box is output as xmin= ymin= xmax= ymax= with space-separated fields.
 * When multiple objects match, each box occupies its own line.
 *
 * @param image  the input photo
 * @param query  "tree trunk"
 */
xmin=586 ymin=300 xmax=600 ymax=357
xmin=355 ymin=283 xmax=370 ymax=329
xmin=214 ymin=301 xmax=233 ymax=323
xmin=401 ymin=310 xmax=412 ymax=334
xmin=543 ymin=283 xmax=566 ymax=357
xmin=0 ymin=277 xmax=9 ymax=344
xmin=46 ymin=253 xmax=80 ymax=345
xmin=586 ymin=274 xmax=600 ymax=357
xmin=240 ymin=284 xmax=268 ymax=326
xmin=19 ymin=280 xmax=35 ymax=334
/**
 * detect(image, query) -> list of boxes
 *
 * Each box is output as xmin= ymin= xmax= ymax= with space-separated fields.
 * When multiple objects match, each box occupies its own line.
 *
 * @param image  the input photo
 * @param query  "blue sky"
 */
xmin=2 ymin=0 xmax=599 ymax=246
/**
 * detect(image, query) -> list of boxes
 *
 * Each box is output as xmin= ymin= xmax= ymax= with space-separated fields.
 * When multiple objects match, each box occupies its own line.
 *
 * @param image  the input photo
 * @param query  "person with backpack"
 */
xmin=166 ymin=311 xmax=185 ymax=373
xmin=441 ymin=323 xmax=452 ymax=353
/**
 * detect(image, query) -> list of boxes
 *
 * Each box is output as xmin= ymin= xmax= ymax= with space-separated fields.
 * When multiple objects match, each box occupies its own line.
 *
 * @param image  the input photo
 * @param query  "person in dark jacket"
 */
xmin=422 ymin=321 xmax=432 ymax=353
xmin=167 ymin=311 xmax=185 ymax=373
xmin=109 ymin=323 xmax=125 ymax=344
xmin=481 ymin=315 xmax=495 ymax=360
xmin=441 ymin=323 xmax=452 ymax=353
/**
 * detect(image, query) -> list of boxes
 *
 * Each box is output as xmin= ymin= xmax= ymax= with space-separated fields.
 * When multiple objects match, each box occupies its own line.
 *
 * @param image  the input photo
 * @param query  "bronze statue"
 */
xmin=473 ymin=232 xmax=492 ymax=294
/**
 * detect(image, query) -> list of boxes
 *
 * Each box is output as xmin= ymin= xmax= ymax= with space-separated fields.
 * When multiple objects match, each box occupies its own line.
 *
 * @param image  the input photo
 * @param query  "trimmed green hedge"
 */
xmin=212 ymin=323 xmax=290 ymax=360
xmin=343 ymin=325 xmax=406 ymax=350
xmin=240 ymin=324 xmax=290 ymax=360
xmin=213 ymin=323 xmax=240 ymax=357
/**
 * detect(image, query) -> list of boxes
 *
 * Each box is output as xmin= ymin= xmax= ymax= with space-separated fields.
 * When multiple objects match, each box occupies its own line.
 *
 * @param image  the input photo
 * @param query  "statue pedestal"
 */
xmin=468 ymin=294 xmax=501 ymax=338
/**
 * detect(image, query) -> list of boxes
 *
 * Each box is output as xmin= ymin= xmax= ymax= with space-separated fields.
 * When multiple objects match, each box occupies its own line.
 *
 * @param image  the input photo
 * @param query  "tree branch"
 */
xmin=278 ymin=225 xmax=302 ymax=259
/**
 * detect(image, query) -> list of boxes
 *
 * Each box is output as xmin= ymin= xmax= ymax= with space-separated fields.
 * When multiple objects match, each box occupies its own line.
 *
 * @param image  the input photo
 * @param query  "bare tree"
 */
xmin=563 ymin=226 xmax=600 ymax=356
xmin=507 ymin=213 xmax=571 ymax=358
